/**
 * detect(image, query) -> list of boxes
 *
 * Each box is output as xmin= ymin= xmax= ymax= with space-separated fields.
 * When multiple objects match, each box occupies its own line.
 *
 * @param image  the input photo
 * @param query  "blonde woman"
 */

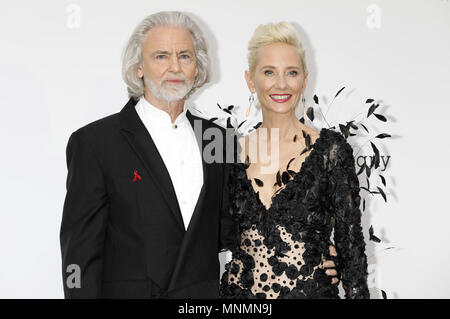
xmin=220 ymin=22 xmax=369 ymax=299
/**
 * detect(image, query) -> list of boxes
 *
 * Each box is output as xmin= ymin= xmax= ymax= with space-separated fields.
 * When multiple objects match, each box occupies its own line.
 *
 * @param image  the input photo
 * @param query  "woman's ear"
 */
xmin=245 ymin=70 xmax=255 ymax=93
xmin=301 ymin=71 xmax=309 ymax=93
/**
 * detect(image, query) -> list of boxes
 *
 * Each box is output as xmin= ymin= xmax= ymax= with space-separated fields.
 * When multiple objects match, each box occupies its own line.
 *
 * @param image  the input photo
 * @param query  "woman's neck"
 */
xmin=260 ymin=108 xmax=301 ymax=143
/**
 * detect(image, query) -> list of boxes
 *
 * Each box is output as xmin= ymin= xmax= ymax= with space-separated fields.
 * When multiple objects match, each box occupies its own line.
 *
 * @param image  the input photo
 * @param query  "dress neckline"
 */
xmin=239 ymin=127 xmax=328 ymax=212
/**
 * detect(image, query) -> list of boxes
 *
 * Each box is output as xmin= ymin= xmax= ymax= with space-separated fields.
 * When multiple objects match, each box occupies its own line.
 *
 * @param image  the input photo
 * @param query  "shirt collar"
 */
xmin=138 ymin=96 xmax=188 ymax=127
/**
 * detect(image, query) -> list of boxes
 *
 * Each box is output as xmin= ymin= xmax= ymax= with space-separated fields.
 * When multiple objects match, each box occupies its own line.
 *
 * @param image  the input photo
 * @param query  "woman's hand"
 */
xmin=323 ymin=245 xmax=340 ymax=285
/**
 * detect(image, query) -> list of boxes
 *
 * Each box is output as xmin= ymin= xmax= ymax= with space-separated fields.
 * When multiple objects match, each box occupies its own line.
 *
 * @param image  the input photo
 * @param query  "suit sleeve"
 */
xmin=330 ymin=138 xmax=370 ymax=299
xmin=60 ymin=130 xmax=109 ymax=298
xmin=219 ymin=163 xmax=238 ymax=252
xmin=218 ymin=129 xmax=239 ymax=253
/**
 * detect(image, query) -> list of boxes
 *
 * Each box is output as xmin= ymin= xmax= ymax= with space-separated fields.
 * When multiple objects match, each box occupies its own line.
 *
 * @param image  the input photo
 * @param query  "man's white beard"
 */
xmin=145 ymin=74 xmax=193 ymax=103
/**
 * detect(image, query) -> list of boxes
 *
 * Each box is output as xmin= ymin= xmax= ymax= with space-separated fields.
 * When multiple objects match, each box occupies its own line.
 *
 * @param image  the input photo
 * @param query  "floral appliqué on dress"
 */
xmin=220 ymin=127 xmax=370 ymax=299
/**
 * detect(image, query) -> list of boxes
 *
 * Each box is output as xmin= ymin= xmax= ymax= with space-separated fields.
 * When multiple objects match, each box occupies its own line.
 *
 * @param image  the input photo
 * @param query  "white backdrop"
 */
xmin=1 ymin=0 xmax=449 ymax=298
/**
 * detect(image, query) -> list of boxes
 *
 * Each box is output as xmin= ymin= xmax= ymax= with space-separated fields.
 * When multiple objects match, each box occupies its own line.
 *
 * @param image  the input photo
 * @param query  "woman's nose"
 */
xmin=275 ymin=75 xmax=288 ymax=89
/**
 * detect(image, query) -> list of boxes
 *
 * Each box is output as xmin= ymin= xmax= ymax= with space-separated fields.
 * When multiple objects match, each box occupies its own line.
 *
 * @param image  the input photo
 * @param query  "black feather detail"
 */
xmin=254 ymin=178 xmax=264 ymax=187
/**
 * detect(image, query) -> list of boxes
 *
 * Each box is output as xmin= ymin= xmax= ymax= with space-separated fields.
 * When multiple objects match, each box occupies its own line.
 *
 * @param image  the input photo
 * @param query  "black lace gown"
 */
xmin=220 ymin=128 xmax=370 ymax=299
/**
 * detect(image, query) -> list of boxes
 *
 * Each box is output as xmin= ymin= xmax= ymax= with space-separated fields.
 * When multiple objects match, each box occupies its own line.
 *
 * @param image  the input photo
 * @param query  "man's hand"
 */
xmin=323 ymin=245 xmax=340 ymax=285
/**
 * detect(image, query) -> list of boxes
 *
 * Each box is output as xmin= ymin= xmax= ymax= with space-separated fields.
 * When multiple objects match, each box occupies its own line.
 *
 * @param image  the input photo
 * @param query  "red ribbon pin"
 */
xmin=133 ymin=170 xmax=141 ymax=182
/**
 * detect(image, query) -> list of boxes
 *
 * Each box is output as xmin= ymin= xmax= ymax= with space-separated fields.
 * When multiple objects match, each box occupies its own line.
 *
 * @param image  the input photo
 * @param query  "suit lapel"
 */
xmin=119 ymin=100 xmax=216 ymax=291
xmin=185 ymin=110 xmax=210 ymax=233
xmin=167 ymin=111 xmax=215 ymax=292
xmin=118 ymin=98 xmax=185 ymax=233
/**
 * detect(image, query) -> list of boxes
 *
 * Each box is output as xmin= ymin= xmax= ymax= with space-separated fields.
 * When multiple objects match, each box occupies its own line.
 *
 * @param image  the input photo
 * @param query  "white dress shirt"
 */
xmin=135 ymin=96 xmax=204 ymax=230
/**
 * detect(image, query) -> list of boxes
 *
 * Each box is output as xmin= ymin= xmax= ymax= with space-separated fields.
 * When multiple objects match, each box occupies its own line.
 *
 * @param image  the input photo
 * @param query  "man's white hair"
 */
xmin=122 ymin=11 xmax=210 ymax=100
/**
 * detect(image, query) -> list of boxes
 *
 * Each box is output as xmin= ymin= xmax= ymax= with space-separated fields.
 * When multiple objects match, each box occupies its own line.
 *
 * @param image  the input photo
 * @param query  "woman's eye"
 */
xmin=180 ymin=54 xmax=190 ymax=59
xmin=264 ymin=70 xmax=274 ymax=76
xmin=288 ymin=70 xmax=298 ymax=76
xmin=156 ymin=55 xmax=166 ymax=60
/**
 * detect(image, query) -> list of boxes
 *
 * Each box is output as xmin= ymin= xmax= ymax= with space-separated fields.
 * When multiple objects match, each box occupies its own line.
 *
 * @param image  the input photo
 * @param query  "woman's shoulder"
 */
xmin=314 ymin=127 xmax=356 ymax=167
xmin=297 ymin=124 xmax=341 ymax=150
xmin=318 ymin=127 xmax=344 ymax=142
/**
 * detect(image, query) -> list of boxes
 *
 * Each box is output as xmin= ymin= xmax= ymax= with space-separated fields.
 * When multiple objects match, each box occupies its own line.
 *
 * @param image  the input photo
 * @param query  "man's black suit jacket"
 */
xmin=60 ymin=98 xmax=237 ymax=298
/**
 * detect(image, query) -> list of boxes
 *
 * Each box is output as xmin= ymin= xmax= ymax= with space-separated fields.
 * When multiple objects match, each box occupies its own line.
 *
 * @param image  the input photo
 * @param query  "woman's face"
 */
xmin=246 ymin=42 xmax=307 ymax=115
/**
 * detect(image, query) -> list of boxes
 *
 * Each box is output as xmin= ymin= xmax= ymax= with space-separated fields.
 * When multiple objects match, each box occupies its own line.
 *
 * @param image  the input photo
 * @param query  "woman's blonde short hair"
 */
xmin=247 ymin=21 xmax=308 ymax=76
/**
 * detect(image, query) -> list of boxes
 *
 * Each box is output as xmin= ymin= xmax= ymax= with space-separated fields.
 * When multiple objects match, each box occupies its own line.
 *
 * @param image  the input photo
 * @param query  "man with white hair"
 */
xmin=60 ymin=11 xmax=338 ymax=299
xmin=60 ymin=11 xmax=234 ymax=299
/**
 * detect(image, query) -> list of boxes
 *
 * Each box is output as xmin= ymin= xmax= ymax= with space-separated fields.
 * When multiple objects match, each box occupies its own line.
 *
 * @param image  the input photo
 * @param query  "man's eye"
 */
xmin=264 ymin=70 xmax=274 ymax=76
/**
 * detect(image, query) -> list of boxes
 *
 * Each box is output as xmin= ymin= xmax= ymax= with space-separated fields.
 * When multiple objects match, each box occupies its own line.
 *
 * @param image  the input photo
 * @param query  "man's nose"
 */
xmin=168 ymin=55 xmax=181 ymax=72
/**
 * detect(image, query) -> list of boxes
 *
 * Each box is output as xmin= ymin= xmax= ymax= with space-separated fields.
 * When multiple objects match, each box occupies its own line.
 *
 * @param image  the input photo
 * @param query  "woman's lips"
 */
xmin=270 ymin=94 xmax=292 ymax=103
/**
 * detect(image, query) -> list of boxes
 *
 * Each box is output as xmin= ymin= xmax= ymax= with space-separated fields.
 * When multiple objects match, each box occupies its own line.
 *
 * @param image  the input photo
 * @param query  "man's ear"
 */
xmin=137 ymin=65 xmax=144 ymax=79
xmin=244 ymin=70 xmax=255 ymax=93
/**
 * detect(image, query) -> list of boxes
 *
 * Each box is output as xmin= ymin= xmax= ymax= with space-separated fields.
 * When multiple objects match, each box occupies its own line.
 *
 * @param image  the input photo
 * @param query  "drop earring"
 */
xmin=301 ymin=93 xmax=306 ymax=119
xmin=246 ymin=93 xmax=255 ymax=117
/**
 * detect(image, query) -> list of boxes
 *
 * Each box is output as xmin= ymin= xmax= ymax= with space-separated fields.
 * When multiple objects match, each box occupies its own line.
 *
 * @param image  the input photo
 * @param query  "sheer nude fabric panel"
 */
xmin=227 ymin=225 xmax=326 ymax=299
